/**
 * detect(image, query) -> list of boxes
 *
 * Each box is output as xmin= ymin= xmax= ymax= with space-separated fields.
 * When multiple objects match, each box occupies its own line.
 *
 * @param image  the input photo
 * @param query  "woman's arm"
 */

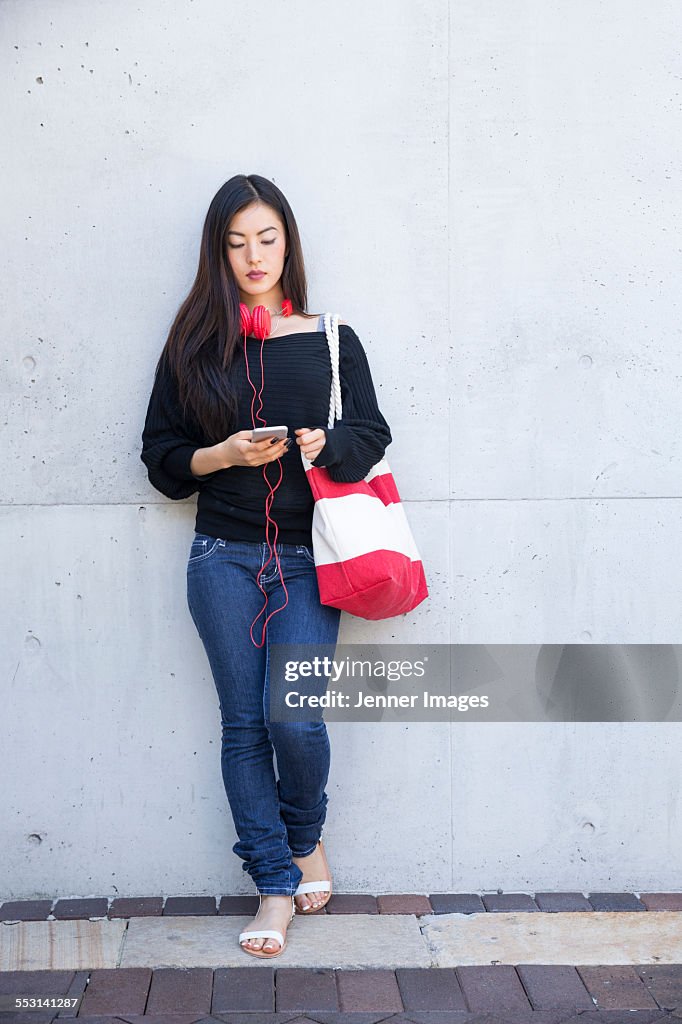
xmin=311 ymin=324 xmax=392 ymax=483
xmin=140 ymin=355 xmax=223 ymax=500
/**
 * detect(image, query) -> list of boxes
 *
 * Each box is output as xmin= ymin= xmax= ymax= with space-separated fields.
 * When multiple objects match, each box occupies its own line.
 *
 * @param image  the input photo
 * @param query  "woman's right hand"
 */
xmin=219 ymin=430 xmax=292 ymax=469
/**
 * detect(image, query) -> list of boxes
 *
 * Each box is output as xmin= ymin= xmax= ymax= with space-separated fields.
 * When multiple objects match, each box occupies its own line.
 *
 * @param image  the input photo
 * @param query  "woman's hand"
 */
xmin=295 ymin=427 xmax=326 ymax=462
xmin=219 ymin=430 xmax=292 ymax=468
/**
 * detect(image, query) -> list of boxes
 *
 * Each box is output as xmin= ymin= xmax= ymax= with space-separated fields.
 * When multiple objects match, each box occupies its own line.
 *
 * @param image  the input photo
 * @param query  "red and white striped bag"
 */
xmin=300 ymin=313 xmax=429 ymax=619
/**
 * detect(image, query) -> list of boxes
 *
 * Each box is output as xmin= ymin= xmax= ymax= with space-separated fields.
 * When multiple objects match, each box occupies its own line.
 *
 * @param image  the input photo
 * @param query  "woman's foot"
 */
xmin=292 ymin=840 xmax=332 ymax=913
xmin=239 ymin=894 xmax=294 ymax=956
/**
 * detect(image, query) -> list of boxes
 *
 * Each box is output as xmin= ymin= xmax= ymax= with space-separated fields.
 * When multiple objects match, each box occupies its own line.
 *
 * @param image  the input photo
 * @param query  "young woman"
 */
xmin=140 ymin=174 xmax=391 ymax=958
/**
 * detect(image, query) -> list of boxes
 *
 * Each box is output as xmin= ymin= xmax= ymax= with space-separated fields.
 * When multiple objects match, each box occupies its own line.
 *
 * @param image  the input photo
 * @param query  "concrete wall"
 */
xmin=2 ymin=0 xmax=681 ymax=897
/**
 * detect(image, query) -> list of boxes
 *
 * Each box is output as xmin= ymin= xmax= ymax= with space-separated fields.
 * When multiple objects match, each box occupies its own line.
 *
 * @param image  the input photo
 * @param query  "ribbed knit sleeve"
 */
xmin=140 ymin=356 xmax=218 ymax=500
xmin=312 ymin=325 xmax=392 ymax=483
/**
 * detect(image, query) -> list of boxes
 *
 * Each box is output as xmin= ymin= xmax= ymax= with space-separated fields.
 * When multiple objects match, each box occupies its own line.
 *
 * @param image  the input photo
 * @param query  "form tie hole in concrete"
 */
xmin=27 ymin=833 xmax=43 ymax=845
xmin=579 ymin=354 xmax=593 ymax=368
xmin=23 ymin=356 xmax=36 ymax=371
xmin=25 ymin=634 xmax=41 ymax=653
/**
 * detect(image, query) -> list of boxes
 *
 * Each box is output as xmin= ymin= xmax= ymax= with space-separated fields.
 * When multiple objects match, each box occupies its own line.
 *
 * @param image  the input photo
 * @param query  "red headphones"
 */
xmin=239 ymin=297 xmax=293 ymax=340
xmin=240 ymin=297 xmax=294 ymax=647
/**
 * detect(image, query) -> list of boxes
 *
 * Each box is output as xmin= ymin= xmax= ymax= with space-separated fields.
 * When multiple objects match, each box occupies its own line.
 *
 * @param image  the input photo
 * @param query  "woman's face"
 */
xmin=226 ymin=202 xmax=288 ymax=300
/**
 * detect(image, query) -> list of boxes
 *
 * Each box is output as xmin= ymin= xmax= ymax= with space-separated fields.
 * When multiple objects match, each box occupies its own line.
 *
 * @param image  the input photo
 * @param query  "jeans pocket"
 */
xmin=188 ymin=533 xmax=222 ymax=564
xmin=297 ymin=544 xmax=316 ymax=565
xmin=259 ymin=560 xmax=282 ymax=584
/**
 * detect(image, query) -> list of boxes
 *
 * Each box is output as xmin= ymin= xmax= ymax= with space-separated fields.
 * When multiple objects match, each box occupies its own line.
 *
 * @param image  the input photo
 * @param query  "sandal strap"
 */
xmin=239 ymin=928 xmax=284 ymax=945
xmin=295 ymin=880 xmax=331 ymax=895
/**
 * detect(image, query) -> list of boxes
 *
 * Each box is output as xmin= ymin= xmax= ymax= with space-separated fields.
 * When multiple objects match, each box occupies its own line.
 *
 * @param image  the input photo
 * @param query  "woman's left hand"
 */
xmin=294 ymin=427 xmax=326 ymax=462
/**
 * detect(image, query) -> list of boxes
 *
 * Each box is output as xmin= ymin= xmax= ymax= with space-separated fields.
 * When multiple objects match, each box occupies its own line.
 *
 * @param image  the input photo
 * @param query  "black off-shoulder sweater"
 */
xmin=140 ymin=319 xmax=392 ymax=546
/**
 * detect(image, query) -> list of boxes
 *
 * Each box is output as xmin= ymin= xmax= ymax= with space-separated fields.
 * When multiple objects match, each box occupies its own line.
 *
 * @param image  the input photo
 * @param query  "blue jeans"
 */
xmin=186 ymin=534 xmax=342 ymax=895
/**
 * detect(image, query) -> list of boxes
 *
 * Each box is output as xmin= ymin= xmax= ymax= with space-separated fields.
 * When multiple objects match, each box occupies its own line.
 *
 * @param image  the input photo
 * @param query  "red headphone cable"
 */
xmin=240 ymin=302 xmax=293 ymax=647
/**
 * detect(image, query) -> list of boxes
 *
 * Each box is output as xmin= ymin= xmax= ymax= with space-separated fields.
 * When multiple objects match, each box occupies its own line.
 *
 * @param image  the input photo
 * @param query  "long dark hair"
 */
xmin=158 ymin=174 xmax=311 ymax=443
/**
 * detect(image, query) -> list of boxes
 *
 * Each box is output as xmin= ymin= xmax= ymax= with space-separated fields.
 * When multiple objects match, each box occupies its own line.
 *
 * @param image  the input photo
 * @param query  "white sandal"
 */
xmin=294 ymin=840 xmax=333 ymax=913
xmin=238 ymin=894 xmax=295 ymax=959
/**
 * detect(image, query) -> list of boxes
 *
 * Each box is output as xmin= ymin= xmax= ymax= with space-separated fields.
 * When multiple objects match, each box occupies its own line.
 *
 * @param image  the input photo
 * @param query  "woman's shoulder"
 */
xmin=309 ymin=312 xmax=350 ymax=328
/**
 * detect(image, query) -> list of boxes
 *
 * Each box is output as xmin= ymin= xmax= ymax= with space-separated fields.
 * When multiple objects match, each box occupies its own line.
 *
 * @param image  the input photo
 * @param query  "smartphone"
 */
xmin=250 ymin=425 xmax=288 ymax=443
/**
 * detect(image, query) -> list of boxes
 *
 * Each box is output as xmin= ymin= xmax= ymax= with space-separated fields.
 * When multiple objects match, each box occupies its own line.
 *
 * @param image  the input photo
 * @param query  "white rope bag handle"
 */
xmin=323 ymin=312 xmax=343 ymax=429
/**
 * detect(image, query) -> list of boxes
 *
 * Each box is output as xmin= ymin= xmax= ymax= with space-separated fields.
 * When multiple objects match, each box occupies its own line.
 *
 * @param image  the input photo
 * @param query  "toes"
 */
xmin=296 ymin=891 xmax=324 ymax=911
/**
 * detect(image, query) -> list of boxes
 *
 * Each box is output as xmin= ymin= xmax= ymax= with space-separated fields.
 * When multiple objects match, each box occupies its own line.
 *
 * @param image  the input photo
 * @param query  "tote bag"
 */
xmin=300 ymin=312 xmax=429 ymax=619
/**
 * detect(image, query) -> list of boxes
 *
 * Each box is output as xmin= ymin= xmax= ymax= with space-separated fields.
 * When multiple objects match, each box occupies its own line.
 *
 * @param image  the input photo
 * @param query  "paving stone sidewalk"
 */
xmin=1 ymin=893 xmax=681 ymax=1020
xmin=4 ymin=891 xmax=682 ymax=921
xmin=1 ymin=964 xmax=682 ymax=1020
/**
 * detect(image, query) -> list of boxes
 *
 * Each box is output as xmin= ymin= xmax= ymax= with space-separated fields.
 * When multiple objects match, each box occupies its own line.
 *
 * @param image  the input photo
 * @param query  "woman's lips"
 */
xmin=247 ymin=271 xmax=265 ymax=279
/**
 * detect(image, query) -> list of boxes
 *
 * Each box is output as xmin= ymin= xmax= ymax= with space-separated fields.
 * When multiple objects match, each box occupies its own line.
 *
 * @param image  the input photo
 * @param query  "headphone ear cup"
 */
xmin=239 ymin=302 xmax=252 ymax=336
xmin=252 ymin=304 xmax=271 ymax=340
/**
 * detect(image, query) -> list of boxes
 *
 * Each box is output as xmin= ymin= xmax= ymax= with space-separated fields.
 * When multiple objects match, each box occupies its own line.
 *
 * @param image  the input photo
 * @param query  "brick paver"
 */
xmin=0 ymin=970 xmax=75 ymax=995
xmin=275 ymin=968 xmax=338 ymax=1011
xmin=196 ymin=1015 xmax=303 ymax=1024
xmin=588 ymin=892 xmax=646 ymax=911
xmin=376 ymin=894 xmax=433 ymax=915
xmin=639 ymin=892 xmax=682 ymax=911
xmin=578 ymin=965 xmax=660 ymax=1009
xmin=217 ymin=894 xmax=260 ymax=915
xmin=481 ymin=892 xmax=540 ymax=912
xmin=0 ymin=1014 xmax=55 ymax=1023
xmin=109 ymin=897 xmax=164 ymax=918
xmin=456 ymin=964 xmax=531 ymax=1012
xmin=325 ymin=894 xmax=378 ymax=914
xmin=118 ymin=1015 xmax=208 ymax=1023
xmin=80 ymin=968 xmax=152 ymax=1016
xmin=204 ymin=1015 xmax=305 ymax=1024
xmin=394 ymin=966 xmax=467 ymax=1010
xmin=557 ymin=1013 xmax=671 ymax=1023
xmin=52 ymin=897 xmax=109 ymax=919
xmin=336 ymin=969 xmax=403 ymax=1012
xmin=534 ymin=891 xmax=593 ymax=912
xmin=637 ymin=963 xmax=682 ymax=1010
xmin=145 ymin=968 xmax=213 ymax=1014
xmin=162 ymin=896 xmax=217 ymax=916
xmin=298 ymin=1015 xmax=403 ymax=1024
xmin=516 ymin=964 xmax=594 ymax=1010
xmin=211 ymin=965 xmax=274 ymax=1012
xmin=296 ymin=1015 xmax=401 ymax=1024
xmin=428 ymin=893 xmax=486 ymax=914
xmin=0 ymin=899 xmax=53 ymax=921
xmin=59 ymin=969 xmax=89 ymax=1017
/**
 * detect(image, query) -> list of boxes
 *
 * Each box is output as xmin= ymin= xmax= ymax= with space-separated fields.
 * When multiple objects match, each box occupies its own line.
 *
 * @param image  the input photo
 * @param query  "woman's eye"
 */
xmin=229 ymin=240 xmax=277 ymax=249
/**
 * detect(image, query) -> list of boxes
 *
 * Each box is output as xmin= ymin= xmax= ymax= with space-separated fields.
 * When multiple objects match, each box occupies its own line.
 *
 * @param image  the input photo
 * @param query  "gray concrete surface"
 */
xmin=0 ymin=919 xmax=127 ymax=971
xmin=4 ymin=912 xmax=682 ymax=970
xmin=421 ymin=910 xmax=682 ymax=966
xmin=121 ymin=914 xmax=432 ymax=969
